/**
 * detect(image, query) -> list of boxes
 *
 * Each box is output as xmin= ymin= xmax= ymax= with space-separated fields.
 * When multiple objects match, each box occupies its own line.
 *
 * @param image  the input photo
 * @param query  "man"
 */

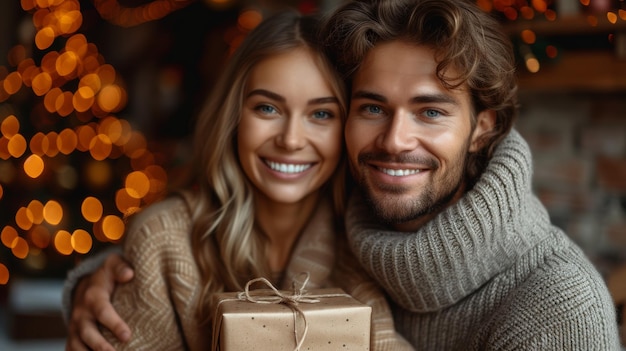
xmin=65 ymin=0 xmax=620 ymax=349
xmin=322 ymin=0 xmax=619 ymax=349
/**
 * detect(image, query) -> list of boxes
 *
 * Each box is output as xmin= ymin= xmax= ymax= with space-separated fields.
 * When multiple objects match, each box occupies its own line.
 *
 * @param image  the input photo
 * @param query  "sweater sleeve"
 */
xmin=61 ymin=246 xmax=122 ymax=324
xmin=474 ymin=248 xmax=621 ymax=351
xmin=102 ymin=198 xmax=205 ymax=351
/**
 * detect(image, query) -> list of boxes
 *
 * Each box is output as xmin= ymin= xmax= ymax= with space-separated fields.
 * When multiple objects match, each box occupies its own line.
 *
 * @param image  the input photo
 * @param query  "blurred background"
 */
xmin=0 ymin=0 xmax=625 ymax=349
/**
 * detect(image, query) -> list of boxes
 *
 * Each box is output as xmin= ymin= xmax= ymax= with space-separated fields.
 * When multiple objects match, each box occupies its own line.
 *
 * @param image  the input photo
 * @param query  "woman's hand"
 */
xmin=66 ymin=254 xmax=134 ymax=351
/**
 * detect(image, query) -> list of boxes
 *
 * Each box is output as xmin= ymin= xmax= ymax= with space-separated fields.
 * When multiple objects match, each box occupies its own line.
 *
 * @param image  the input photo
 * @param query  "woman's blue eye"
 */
xmin=313 ymin=110 xmax=332 ymax=119
xmin=257 ymin=105 xmax=277 ymax=114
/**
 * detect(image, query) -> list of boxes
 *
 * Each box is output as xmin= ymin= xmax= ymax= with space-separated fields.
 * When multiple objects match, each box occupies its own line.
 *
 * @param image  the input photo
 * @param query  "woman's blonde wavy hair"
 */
xmin=186 ymin=10 xmax=348 ymax=322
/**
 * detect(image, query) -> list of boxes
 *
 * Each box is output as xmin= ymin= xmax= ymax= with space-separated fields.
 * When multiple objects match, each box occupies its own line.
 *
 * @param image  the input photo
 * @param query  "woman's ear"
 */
xmin=470 ymin=109 xmax=496 ymax=152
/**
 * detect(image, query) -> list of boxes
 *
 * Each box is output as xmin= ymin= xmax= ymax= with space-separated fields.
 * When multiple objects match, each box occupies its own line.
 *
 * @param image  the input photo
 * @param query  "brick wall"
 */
xmin=516 ymin=91 xmax=626 ymax=344
xmin=517 ymin=92 xmax=626 ymax=267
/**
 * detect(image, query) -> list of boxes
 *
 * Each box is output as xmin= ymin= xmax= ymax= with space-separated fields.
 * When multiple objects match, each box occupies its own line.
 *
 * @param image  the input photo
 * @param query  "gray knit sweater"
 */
xmin=345 ymin=129 xmax=620 ymax=350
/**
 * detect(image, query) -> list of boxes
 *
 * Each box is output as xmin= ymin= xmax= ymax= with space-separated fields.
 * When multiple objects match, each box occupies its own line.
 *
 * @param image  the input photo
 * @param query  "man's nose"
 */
xmin=377 ymin=110 xmax=419 ymax=154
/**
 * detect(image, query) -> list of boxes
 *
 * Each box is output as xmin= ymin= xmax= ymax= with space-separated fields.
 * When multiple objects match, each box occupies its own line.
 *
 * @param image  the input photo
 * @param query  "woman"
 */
xmin=64 ymin=10 xmax=412 ymax=351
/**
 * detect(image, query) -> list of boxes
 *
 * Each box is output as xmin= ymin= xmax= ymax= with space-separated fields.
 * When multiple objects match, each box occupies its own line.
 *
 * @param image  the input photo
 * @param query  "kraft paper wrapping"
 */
xmin=210 ymin=283 xmax=372 ymax=351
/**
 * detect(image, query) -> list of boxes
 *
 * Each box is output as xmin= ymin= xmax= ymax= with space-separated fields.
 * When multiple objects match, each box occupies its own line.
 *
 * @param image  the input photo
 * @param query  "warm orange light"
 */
xmin=0 ymin=137 xmax=10 ymax=160
xmin=43 ymin=200 xmax=63 ymax=225
xmin=58 ymin=10 xmax=82 ymax=34
xmin=238 ymin=9 xmax=263 ymax=31
xmin=56 ymin=51 xmax=79 ymax=76
xmin=28 ymin=200 xmax=45 ymax=224
xmin=1 ymin=226 xmax=19 ymax=248
xmin=32 ymin=71 xmax=53 ymax=96
xmin=8 ymin=134 xmax=27 ymax=158
xmin=145 ymin=164 xmax=168 ymax=194
xmin=98 ymin=84 xmax=122 ymax=112
xmin=73 ymin=86 xmax=95 ymax=112
xmin=15 ymin=207 xmax=34 ymax=230
xmin=124 ymin=131 xmax=147 ymax=158
xmin=76 ymin=125 xmax=96 ymax=151
xmin=3 ymin=72 xmax=23 ymax=95
xmin=546 ymin=45 xmax=558 ymax=59
xmin=71 ymin=229 xmax=92 ymax=254
xmin=521 ymin=29 xmax=536 ymax=44
xmin=44 ymin=132 xmax=59 ymax=157
xmin=102 ymin=215 xmax=125 ymax=241
xmin=115 ymin=188 xmax=141 ymax=215
xmin=35 ymin=26 xmax=56 ymax=50
xmin=81 ymin=196 xmax=103 ymax=223
xmin=44 ymin=87 xmax=63 ymax=113
xmin=98 ymin=116 xmax=122 ymax=143
xmin=0 ymin=263 xmax=8 ymax=285
xmin=29 ymin=225 xmax=51 ymax=249
xmin=80 ymin=73 xmax=102 ymax=93
xmin=125 ymin=171 xmax=150 ymax=198
xmin=21 ymin=0 xmax=37 ymax=12
xmin=54 ymin=230 xmax=73 ymax=255
xmin=65 ymin=34 xmax=88 ymax=58
xmin=29 ymin=132 xmax=46 ymax=155
xmin=57 ymin=128 xmax=78 ymax=154
xmin=11 ymin=236 xmax=29 ymax=259
xmin=56 ymin=91 xmax=75 ymax=116
xmin=97 ymin=64 xmax=116 ymax=85
xmin=89 ymin=134 xmax=112 ymax=160
xmin=1 ymin=115 xmax=20 ymax=138
xmin=607 ymin=12 xmax=618 ymax=24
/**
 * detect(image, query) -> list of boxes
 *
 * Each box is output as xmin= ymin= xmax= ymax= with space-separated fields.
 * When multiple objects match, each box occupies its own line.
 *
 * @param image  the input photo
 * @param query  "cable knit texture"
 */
xmin=100 ymin=194 xmax=413 ymax=350
xmin=345 ymin=129 xmax=620 ymax=350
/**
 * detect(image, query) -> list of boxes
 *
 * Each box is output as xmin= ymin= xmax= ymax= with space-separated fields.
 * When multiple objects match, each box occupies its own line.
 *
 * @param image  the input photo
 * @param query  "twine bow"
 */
xmin=234 ymin=272 xmax=348 ymax=351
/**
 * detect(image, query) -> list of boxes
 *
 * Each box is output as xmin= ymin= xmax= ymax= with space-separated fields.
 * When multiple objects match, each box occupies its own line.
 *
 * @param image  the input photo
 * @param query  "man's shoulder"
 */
xmin=498 ymin=242 xmax=615 ymax=326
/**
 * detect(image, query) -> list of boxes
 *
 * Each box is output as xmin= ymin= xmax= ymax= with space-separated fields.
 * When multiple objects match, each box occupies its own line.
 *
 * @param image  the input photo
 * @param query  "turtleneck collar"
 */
xmin=345 ymin=129 xmax=553 ymax=312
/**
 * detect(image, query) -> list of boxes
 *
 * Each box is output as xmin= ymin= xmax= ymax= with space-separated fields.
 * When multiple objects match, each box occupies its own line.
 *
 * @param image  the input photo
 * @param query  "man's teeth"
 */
xmin=266 ymin=161 xmax=311 ymax=174
xmin=379 ymin=167 xmax=419 ymax=176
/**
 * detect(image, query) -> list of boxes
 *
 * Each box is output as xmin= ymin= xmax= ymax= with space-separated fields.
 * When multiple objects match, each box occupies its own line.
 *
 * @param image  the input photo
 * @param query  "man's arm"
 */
xmin=63 ymin=250 xmax=134 ymax=351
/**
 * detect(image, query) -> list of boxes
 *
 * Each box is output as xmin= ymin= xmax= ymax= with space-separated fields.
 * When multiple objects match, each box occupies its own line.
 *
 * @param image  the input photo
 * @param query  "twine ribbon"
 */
xmin=213 ymin=272 xmax=350 ymax=351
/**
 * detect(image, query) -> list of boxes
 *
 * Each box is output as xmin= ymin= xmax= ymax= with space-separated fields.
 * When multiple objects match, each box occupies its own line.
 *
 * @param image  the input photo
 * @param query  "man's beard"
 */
xmin=360 ymin=173 xmax=462 ymax=226
xmin=356 ymin=147 xmax=469 ymax=227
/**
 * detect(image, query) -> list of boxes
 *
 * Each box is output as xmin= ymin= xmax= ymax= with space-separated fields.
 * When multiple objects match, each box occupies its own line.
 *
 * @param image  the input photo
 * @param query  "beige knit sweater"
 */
xmin=102 ymin=194 xmax=413 ymax=350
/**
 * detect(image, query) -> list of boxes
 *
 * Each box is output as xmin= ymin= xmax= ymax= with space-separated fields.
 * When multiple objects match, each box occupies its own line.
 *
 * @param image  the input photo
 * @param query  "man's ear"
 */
xmin=470 ymin=109 xmax=496 ymax=152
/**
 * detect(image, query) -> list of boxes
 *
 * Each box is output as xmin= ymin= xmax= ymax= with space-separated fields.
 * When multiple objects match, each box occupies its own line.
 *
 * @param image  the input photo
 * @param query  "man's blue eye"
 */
xmin=424 ymin=109 xmax=440 ymax=118
xmin=365 ymin=105 xmax=382 ymax=114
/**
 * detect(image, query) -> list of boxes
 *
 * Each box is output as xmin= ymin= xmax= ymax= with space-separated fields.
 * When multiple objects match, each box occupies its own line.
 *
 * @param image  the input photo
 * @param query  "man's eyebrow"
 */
xmin=410 ymin=93 xmax=458 ymax=105
xmin=351 ymin=90 xmax=387 ymax=102
xmin=352 ymin=90 xmax=459 ymax=106
xmin=246 ymin=89 xmax=285 ymax=102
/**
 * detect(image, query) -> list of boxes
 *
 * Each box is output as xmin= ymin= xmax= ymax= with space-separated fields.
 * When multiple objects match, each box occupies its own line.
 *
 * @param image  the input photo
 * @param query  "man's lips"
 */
xmin=376 ymin=166 xmax=421 ymax=177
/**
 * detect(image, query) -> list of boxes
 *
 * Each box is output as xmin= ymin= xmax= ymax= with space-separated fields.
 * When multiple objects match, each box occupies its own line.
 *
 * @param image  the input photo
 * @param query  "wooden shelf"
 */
xmin=504 ymin=14 xmax=626 ymax=36
xmin=504 ymin=15 xmax=626 ymax=92
xmin=516 ymin=50 xmax=626 ymax=92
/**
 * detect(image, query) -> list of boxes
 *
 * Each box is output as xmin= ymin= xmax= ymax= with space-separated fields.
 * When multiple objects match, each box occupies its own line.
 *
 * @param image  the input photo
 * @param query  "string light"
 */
xmin=0 ymin=0 xmax=171 ymax=284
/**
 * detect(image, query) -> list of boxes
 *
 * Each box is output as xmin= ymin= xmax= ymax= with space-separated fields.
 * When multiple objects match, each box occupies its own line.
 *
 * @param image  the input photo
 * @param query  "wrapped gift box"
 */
xmin=211 ymin=287 xmax=372 ymax=350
